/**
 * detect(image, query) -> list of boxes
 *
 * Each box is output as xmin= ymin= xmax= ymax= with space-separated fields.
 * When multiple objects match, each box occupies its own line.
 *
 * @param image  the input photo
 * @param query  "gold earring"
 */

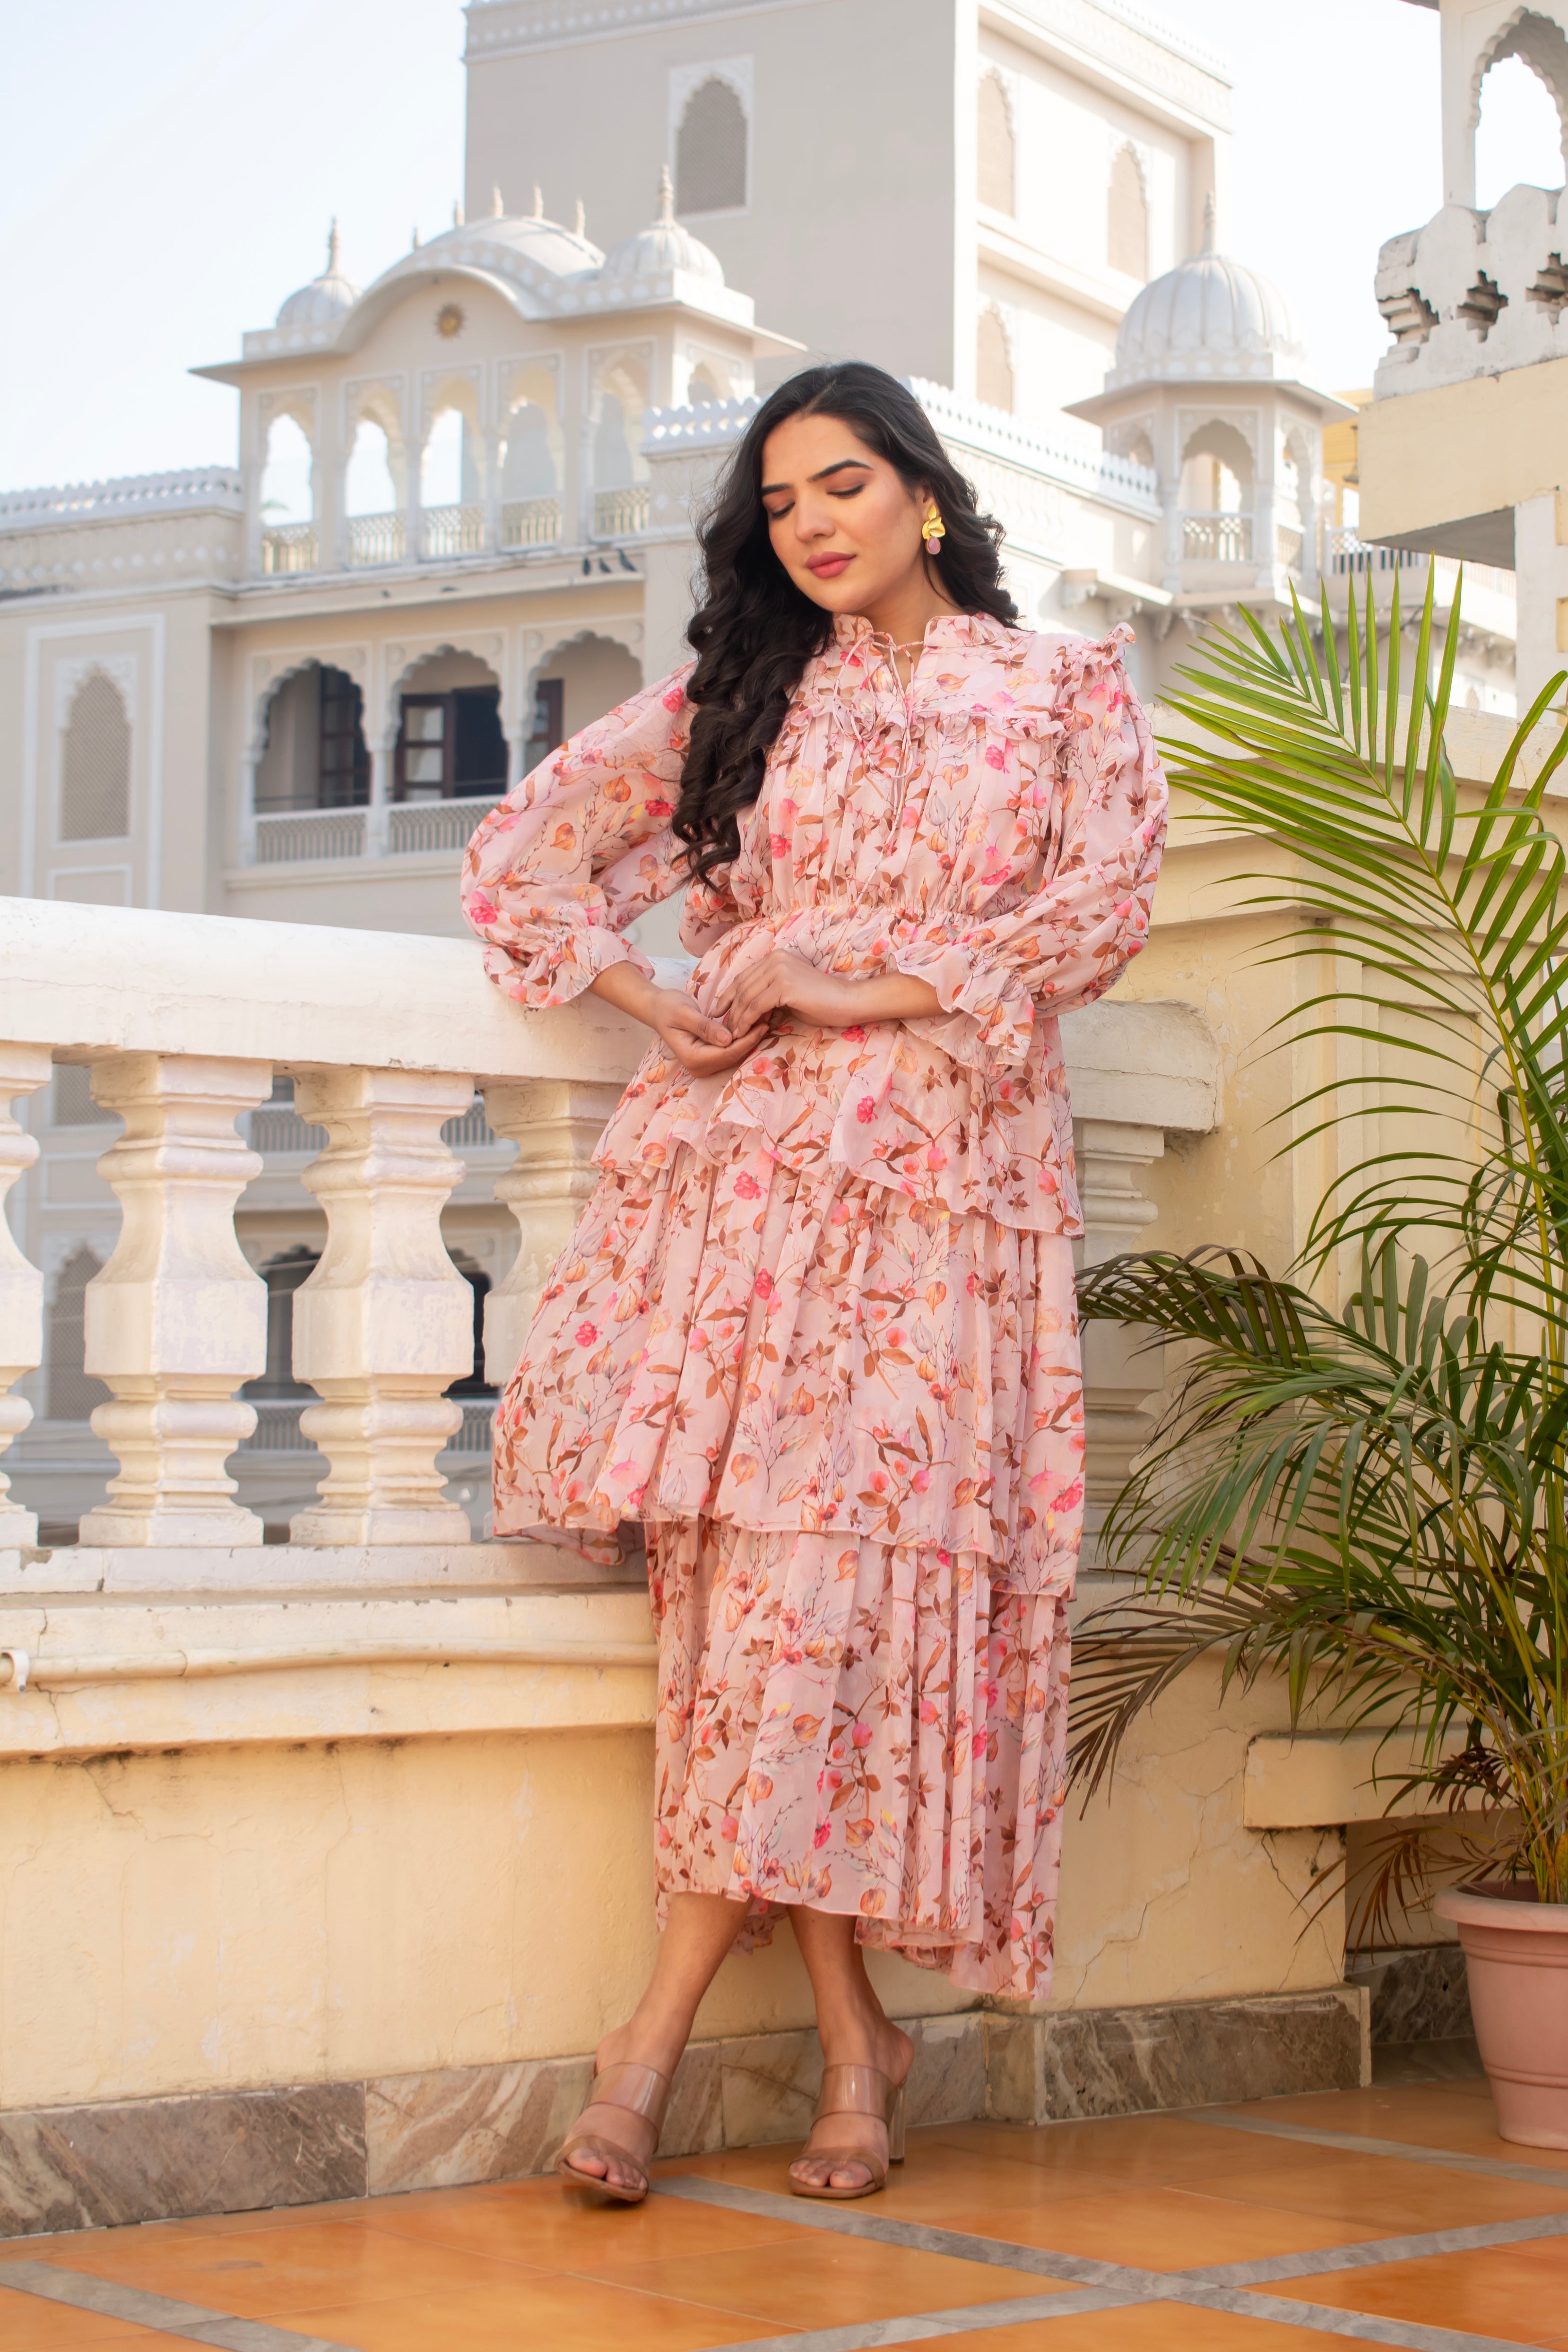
xmin=922 ymin=502 xmax=946 ymax=554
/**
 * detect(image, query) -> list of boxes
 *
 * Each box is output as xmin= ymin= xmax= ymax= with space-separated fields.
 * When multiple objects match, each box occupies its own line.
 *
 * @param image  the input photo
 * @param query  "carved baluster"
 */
xmin=78 ymin=1054 xmax=272 ymax=1546
xmin=1073 ymin=1116 xmax=1166 ymax=1573
xmin=289 ymin=1067 xmax=476 ymax=1544
xmin=480 ymin=1079 xmax=622 ymax=1387
xmin=0 ymin=1046 xmax=53 ymax=1546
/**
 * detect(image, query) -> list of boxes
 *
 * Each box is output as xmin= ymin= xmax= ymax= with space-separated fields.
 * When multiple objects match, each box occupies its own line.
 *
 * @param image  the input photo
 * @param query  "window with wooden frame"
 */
xmin=525 ymin=679 xmax=564 ymax=777
xmin=395 ymin=687 xmax=510 ymax=801
xmin=317 ymin=667 xmax=370 ymax=807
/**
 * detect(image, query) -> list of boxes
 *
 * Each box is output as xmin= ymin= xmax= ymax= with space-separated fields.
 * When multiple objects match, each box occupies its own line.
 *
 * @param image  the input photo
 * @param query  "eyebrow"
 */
xmin=760 ymin=457 xmax=875 ymax=496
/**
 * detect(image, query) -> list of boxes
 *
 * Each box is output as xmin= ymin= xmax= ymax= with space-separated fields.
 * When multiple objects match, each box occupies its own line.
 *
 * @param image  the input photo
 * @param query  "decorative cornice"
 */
xmin=0 ymin=470 xmax=243 ymax=534
xmin=465 ymin=0 xmax=810 ymax=61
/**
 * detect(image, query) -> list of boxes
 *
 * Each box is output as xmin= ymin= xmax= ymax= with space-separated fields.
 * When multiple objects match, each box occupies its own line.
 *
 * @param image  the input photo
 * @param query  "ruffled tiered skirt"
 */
xmin=493 ymin=1138 xmax=1084 ymax=1998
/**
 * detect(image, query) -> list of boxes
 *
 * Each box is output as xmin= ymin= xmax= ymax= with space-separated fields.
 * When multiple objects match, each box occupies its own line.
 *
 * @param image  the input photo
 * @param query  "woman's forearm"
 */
xmin=840 ymin=972 xmax=944 ymax=1022
xmin=587 ymin=959 xmax=663 ymax=1026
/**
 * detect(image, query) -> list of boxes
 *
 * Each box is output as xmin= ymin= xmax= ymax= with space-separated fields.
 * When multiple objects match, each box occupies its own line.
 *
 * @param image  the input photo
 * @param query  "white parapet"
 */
xmin=0 ymin=896 xmax=1220 ymax=1580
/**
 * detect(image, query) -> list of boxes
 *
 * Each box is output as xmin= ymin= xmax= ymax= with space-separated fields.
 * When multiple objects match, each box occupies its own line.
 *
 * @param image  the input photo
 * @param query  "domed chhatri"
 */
xmin=1108 ymin=195 xmax=1302 ymax=388
xmin=276 ymin=222 xmax=361 ymax=331
xmin=604 ymin=168 xmax=725 ymax=286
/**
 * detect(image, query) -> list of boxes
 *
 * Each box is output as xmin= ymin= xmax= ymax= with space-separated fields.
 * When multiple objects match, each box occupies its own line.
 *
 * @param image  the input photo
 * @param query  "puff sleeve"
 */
xmin=887 ymin=630 xmax=1166 ymax=1071
xmin=461 ymin=665 xmax=695 ymax=1006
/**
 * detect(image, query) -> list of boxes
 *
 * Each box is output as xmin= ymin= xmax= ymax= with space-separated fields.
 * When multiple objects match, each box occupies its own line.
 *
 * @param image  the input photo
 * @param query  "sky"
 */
xmin=4 ymin=0 xmax=1567 ymax=490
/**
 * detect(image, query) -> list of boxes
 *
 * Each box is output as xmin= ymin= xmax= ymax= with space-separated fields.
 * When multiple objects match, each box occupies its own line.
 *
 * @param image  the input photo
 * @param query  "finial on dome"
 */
xmin=530 ymin=185 xmax=544 ymax=218
xmin=491 ymin=185 xmax=504 ymax=217
xmin=574 ymin=198 xmax=586 ymax=237
xmin=453 ymin=198 xmax=465 ymax=227
xmin=657 ymin=166 xmax=676 ymax=226
xmin=1201 ymin=191 xmax=1217 ymax=256
xmin=411 ymin=224 xmax=421 ymax=249
xmin=327 ymin=217 xmax=341 ymax=273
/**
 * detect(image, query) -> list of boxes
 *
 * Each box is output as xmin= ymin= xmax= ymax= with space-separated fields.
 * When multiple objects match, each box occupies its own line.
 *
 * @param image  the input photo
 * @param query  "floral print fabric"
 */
xmin=461 ymin=614 xmax=1165 ymax=1995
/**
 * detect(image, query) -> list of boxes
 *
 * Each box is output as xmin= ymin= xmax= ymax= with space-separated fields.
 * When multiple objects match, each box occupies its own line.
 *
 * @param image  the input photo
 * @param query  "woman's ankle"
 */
xmin=597 ymin=2006 xmax=692 ymax=2082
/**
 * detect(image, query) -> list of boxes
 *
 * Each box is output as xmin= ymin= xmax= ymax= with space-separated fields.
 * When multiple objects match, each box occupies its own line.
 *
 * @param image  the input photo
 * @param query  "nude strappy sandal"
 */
xmin=788 ymin=2063 xmax=909 ymax=2201
xmin=556 ymin=2061 xmax=672 ymax=2205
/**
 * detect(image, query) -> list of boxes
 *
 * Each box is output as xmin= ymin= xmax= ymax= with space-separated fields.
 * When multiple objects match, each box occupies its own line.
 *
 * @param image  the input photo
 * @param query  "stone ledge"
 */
xmin=0 ymin=1988 xmax=1369 ymax=2237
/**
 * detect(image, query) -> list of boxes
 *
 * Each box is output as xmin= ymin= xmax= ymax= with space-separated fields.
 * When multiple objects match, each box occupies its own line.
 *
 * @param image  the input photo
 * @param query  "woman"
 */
xmin=461 ymin=362 xmax=1165 ymax=2205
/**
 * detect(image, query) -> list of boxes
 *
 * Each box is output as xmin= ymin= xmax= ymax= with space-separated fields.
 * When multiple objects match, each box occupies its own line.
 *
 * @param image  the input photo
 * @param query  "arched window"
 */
xmin=346 ymin=415 xmax=399 ymax=515
xmin=676 ymin=77 xmax=748 ymax=214
xmin=48 ymin=1245 xmax=109 ymax=1422
xmin=256 ymin=665 xmax=369 ymax=812
xmin=1476 ymin=50 xmax=1566 ymax=207
xmin=1109 ymin=146 xmax=1149 ymax=280
xmin=976 ymin=307 xmax=1014 ymax=412
xmin=61 ymin=670 xmax=130 ymax=842
xmin=978 ymin=73 xmax=1015 ymax=216
xmin=260 ymin=414 xmax=312 ymax=526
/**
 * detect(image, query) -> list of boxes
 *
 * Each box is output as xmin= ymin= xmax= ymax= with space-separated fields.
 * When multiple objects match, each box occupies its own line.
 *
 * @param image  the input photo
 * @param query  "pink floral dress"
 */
xmin=461 ymin=613 xmax=1165 ymax=1997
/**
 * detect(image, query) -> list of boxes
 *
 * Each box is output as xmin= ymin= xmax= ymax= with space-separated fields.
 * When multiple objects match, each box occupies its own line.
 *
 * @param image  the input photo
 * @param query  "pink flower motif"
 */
xmin=755 ymin=1269 xmax=773 ymax=1300
xmin=662 ymin=686 xmax=685 ymax=712
xmin=645 ymin=797 xmax=674 ymax=821
xmin=985 ymin=744 xmax=1006 ymax=770
xmin=855 ymin=1096 xmax=877 ymax=1124
xmin=919 ymin=1698 xmax=939 ymax=1724
xmin=851 ymin=1721 xmax=873 ymax=1748
xmin=1053 ymin=1478 xmax=1084 ymax=1514
xmin=813 ymin=1820 xmax=832 ymax=1848
xmin=912 ymin=1466 xmax=931 ymax=1493
xmin=769 ymin=832 xmax=790 ymax=860
xmin=575 ymin=1321 xmax=598 ymax=1346
xmin=720 ymin=1815 xmax=739 ymax=1841
xmin=465 ymin=891 xmax=500 ymax=926
xmin=733 ymin=1170 xmax=762 ymax=1199
xmin=842 ymin=1025 xmax=867 ymax=1044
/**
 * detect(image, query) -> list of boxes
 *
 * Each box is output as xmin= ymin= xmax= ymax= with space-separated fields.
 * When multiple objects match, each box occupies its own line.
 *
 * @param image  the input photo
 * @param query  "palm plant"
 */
xmin=1072 ymin=568 xmax=1568 ymax=1935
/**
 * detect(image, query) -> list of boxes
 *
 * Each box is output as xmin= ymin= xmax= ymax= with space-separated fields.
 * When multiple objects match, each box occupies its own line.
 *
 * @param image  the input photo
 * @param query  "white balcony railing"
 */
xmin=502 ymin=496 xmax=561 ymax=548
xmin=347 ymin=511 xmax=406 ymax=567
xmin=423 ymin=503 xmax=485 ymax=558
xmin=1183 ymin=512 xmax=1253 ymax=562
xmin=388 ymin=799 xmax=500 ymax=856
xmin=253 ymin=807 xmax=366 ymax=864
xmin=1325 ymin=528 xmax=1423 ymax=577
xmin=260 ymin=522 xmax=317 ymax=575
xmin=592 ymin=484 xmax=650 ymax=539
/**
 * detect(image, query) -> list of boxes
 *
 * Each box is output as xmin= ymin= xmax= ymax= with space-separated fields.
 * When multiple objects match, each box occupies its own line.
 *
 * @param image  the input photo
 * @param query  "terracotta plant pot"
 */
xmin=1434 ymin=1881 xmax=1568 ymax=2147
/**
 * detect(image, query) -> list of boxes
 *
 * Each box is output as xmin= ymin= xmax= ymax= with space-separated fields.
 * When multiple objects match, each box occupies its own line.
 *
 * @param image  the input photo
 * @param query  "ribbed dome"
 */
xmin=418 ymin=192 xmax=603 ymax=280
xmin=276 ymin=222 xmax=360 ymax=329
xmin=604 ymin=169 xmax=724 ymax=285
xmin=1108 ymin=199 xmax=1303 ymax=387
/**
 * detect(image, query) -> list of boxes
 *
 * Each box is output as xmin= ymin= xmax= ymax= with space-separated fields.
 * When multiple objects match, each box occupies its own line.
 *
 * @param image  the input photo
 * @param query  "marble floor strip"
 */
xmin=1192 ymin=2106 xmax=1568 ymax=2187
xmin=657 ymin=2176 xmax=1562 ymax=2352
xmin=0 ymin=2257 xmax=357 ymax=2351
xmin=1189 ymin=2206 xmax=1568 ymax=2289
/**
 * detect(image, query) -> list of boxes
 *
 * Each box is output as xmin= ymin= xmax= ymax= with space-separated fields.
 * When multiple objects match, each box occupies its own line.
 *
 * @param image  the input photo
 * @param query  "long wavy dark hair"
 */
xmin=674 ymin=363 xmax=1018 ymax=883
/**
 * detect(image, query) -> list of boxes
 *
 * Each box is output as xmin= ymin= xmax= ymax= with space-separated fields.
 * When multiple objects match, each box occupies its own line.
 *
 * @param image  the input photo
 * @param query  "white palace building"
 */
xmin=0 ymin=0 xmax=1519 ymax=1536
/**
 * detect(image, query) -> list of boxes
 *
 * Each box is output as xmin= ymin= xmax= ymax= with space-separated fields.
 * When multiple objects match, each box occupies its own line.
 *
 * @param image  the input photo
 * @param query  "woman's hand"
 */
xmin=718 ymin=950 xmax=944 ymax=1037
xmin=587 ymin=962 xmax=768 ymax=1076
xmin=649 ymin=986 xmax=770 ymax=1076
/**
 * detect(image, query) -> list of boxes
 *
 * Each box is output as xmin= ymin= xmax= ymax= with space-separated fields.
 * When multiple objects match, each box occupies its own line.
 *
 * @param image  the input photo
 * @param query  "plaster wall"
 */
xmin=463 ymin=0 xmax=962 ymax=385
xmin=1359 ymin=356 xmax=1568 ymax=541
xmin=0 ymin=1643 xmax=1337 ymax=2115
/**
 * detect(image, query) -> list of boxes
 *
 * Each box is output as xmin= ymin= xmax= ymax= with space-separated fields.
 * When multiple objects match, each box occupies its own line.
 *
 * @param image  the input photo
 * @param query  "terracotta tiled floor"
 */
xmin=2 ymin=2072 xmax=1564 ymax=2350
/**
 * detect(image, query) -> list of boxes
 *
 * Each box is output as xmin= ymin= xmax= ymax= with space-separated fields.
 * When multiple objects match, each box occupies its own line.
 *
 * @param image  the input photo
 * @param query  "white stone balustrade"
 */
xmin=0 ymin=897 xmax=1221 ymax=1571
xmin=0 ymin=1046 xmax=52 ymax=1546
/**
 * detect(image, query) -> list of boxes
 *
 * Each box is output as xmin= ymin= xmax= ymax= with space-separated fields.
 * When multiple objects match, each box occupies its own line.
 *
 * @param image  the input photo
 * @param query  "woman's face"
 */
xmin=760 ymin=412 xmax=929 ymax=618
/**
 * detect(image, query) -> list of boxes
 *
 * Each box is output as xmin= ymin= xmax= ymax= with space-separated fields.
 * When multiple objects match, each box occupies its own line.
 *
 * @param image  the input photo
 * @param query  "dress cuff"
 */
xmin=889 ymin=937 xmax=1035 ymax=1072
xmin=481 ymin=925 xmax=655 ymax=1009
